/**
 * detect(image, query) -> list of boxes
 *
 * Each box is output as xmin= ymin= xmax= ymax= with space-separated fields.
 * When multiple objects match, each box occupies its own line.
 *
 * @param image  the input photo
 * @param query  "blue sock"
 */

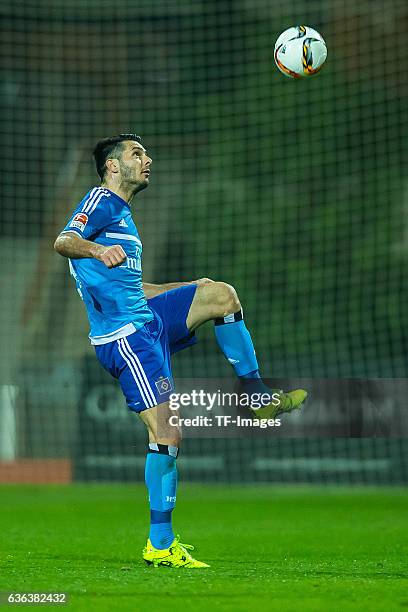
xmin=240 ymin=369 xmax=274 ymax=396
xmin=214 ymin=310 xmax=260 ymax=377
xmin=214 ymin=313 xmax=274 ymax=398
xmin=145 ymin=444 xmax=178 ymax=550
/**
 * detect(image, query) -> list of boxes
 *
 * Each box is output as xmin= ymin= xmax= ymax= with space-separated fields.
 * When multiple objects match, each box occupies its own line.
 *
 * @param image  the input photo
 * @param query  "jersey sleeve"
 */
xmin=61 ymin=189 xmax=112 ymax=240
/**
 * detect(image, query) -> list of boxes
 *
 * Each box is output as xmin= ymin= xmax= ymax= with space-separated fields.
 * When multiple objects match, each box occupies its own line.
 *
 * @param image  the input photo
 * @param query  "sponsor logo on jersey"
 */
xmin=155 ymin=376 xmax=172 ymax=395
xmin=70 ymin=212 xmax=88 ymax=232
xmin=119 ymin=218 xmax=128 ymax=228
xmin=119 ymin=255 xmax=142 ymax=271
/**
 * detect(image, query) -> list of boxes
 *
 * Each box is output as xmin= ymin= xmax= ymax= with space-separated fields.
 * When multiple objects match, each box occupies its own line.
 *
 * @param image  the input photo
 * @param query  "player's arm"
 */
xmin=143 ymin=278 xmax=214 ymax=299
xmin=54 ymin=232 xmax=126 ymax=269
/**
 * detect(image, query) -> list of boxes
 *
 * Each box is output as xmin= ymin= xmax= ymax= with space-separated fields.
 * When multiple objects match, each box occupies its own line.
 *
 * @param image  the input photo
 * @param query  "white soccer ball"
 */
xmin=274 ymin=26 xmax=327 ymax=78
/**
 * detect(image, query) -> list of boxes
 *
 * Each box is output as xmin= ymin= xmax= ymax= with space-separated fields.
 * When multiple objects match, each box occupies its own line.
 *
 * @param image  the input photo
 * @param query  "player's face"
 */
xmin=119 ymin=141 xmax=152 ymax=192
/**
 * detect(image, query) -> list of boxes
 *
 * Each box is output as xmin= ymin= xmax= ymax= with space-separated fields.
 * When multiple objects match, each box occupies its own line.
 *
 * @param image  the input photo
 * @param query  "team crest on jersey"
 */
xmin=70 ymin=213 xmax=88 ymax=232
xmin=155 ymin=376 xmax=172 ymax=395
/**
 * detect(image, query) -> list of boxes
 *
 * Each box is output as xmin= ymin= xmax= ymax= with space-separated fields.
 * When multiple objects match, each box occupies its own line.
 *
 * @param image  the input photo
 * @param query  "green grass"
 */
xmin=0 ymin=485 xmax=407 ymax=611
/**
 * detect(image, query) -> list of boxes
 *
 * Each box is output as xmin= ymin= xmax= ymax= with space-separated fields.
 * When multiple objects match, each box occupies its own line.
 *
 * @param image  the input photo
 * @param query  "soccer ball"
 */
xmin=274 ymin=26 xmax=327 ymax=78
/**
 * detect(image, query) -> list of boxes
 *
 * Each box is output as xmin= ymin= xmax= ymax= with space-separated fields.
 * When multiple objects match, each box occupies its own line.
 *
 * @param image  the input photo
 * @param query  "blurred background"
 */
xmin=1 ymin=0 xmax=407 ymax=485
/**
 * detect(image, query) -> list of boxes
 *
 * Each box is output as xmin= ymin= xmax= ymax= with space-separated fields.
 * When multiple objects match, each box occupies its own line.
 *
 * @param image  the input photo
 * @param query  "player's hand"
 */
xmin=93 ymin=244 xmax=127 ymax=268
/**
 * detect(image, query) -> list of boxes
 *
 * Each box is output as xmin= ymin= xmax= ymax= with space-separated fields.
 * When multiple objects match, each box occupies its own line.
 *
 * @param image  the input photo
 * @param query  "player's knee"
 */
xmin=152 ymin=422 xmax=182 ymax=448
xmin=141 ymin=404 xmax=182 ymax=447
xmin=170 ymin=425 xmax=182 ymax=448
xmin=212 ymin=282 xmax=241 ymax=317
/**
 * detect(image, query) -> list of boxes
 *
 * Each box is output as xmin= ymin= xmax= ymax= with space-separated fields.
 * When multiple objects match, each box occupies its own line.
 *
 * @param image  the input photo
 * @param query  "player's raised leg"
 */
xmin=139 ymin=402 xmax=209 ymax=568
xmin=186 ymin=281 xmax=307 ymax=417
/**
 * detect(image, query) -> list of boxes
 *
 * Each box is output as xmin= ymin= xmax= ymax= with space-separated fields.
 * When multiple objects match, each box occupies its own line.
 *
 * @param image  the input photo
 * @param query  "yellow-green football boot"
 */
xmin=251 ymin=389 xmax=307 ymax=419
xmin=143 ymin=536 xmax=210 ymax=569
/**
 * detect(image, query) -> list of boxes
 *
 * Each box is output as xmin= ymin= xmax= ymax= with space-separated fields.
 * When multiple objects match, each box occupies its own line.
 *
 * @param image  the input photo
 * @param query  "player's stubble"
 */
xmin=119 ymin=158 xmax=149 ymax=195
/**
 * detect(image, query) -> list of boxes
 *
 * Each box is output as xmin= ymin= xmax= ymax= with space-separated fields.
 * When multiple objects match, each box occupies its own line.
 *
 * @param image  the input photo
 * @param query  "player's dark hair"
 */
xmin=93 ymin=133 xmax=143 ymax=180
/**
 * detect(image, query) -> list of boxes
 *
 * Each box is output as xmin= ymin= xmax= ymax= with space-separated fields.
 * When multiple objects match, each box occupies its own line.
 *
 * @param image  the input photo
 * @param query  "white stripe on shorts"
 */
xmin=117 ymin=338 xmax=156 ymax=409
xmin=117 ymin=339 xmax=154 ymax=409
xmin=123 ymin=337 xmax=157 ymax=407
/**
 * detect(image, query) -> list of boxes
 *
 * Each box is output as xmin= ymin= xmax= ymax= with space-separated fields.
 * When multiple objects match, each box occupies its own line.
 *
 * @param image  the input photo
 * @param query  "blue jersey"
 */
xmin=61 ymin=187 xmax=153 ymax=344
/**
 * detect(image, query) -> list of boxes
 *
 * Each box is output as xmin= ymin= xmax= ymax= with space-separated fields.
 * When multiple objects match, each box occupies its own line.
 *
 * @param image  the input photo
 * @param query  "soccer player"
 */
xmin=54 ymin=134 xmax=307 ymax=569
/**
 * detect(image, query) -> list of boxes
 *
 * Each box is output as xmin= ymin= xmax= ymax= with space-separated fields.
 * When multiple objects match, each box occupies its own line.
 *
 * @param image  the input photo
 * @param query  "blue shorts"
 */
xmin=95 ymin=284 xmax=197 ymax=412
